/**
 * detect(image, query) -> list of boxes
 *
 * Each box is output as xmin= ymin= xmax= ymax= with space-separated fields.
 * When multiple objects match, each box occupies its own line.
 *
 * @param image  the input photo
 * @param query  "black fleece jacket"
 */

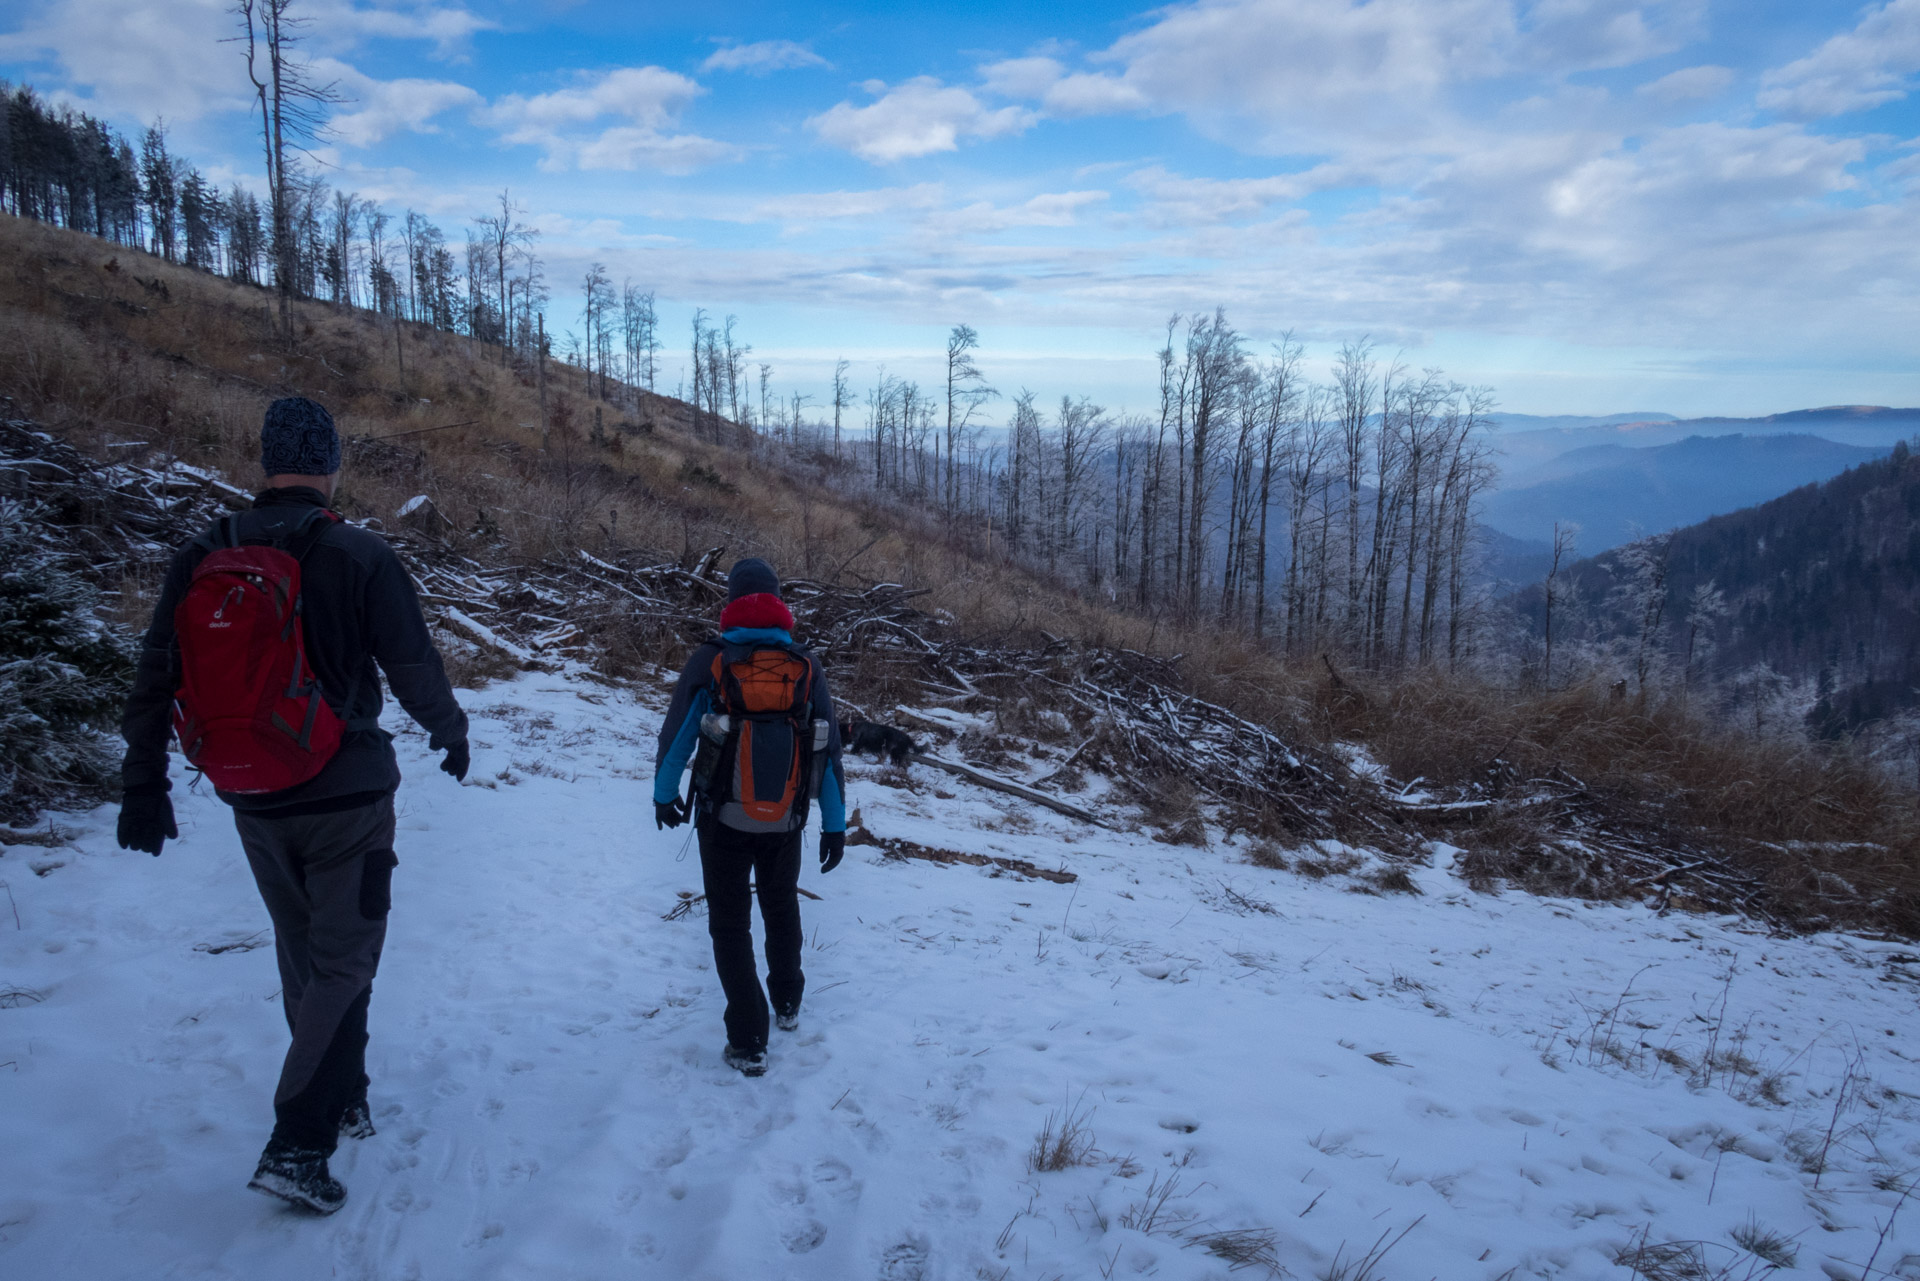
xmin=120 ymin=486 xmax=468 ymax=814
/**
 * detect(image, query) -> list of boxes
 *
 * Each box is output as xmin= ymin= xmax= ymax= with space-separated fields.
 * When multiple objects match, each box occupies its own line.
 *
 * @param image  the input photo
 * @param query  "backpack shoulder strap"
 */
xmin=187 ymin=505 xmax=337 ymax=559
xmin=280 ymin=507 xmax=341 ymax=564
xmin=188 ymin=513 xmax=239 ymax=556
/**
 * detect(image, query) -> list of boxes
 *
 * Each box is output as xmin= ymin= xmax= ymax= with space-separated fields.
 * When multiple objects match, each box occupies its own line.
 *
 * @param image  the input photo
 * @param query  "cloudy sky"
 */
xmin=4 ymin=0 xmax=1918 ymax=418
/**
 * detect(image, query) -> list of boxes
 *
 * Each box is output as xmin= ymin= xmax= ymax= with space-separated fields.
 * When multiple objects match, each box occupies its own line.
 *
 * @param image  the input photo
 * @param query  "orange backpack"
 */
xmin=694 ymin=639 xmax=827 ymax=832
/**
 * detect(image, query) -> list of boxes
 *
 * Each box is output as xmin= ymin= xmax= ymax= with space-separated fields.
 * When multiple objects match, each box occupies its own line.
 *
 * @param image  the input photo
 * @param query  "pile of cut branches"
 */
xmin=0 ymin=412 xmax=249 ymax=576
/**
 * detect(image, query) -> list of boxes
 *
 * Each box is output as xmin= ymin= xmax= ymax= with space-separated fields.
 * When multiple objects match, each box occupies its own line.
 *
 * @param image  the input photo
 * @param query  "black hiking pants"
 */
xmin=697 ymin=816 xmax=805 ymax=1055
xmin=234 ymin=795 xmax=397 ymax=1155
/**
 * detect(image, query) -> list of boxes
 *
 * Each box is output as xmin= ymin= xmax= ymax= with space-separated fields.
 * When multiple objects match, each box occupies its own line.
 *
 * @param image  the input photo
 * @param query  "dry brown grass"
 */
xmin=1326 ymin=668 xmax=1920 ymax=932
xmin=0 ymin=215 xmax=1161 ymax=664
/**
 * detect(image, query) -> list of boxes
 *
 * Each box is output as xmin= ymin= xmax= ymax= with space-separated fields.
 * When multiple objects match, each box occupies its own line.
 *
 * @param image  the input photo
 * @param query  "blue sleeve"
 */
xmin=655 ymin=644 xmax=718 ymax=805
xmin=809 ymin=657 xmax=845 ymax=833
xmin=817 ymin=758 xmax=846 ymax=833
xmin=653 ymin=687 xmax=708 ymax=804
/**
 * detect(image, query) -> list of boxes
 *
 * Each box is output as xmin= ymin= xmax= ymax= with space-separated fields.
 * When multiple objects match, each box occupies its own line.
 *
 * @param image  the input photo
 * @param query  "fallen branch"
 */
xmin=846 ymin=824 xmax=1075 ymax=884
xmin=661 ymin=883 xmax=823 ymax=920
xmin=912 ymin=753 xmax=1106 ymax=827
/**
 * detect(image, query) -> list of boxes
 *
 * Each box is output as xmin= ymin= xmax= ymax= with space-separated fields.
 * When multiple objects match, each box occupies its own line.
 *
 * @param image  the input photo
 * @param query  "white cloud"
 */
xmin=929 ymin=190 xmax=1110 ymax=235
xmin=1096 ymin=0 xmax=1512 ymax=154
xmin=489 ymin=66 xmax=698 ymax=134
xmin=1538 ymin=123 xmax=1862 ymax=237
xmin=809 ymin=78 xmax=1036 ymax=162
xmin=701 ymin=39 xmax=829 ymax=75
xmin=0 ymin=0 xmax=240 ymax=123
xmin=0 ymin=0 xmax=496 ymax=127
xmin=483 ymin=67 xmax=738 ymax=173
xmin=744 ymin=184 xmax=947 ymax=222
xmin=1515 ymin=0 xmax=1706 ymax=71
xmin=1635 ymin=64 xmax=1733 ymax=102
xmin=1065 ymin=0 xmax=1714 ymax=153
xmin=978 ymin=56 xmax=1147 ymax=118
xmin=1043 ymin=72 xmax=1148 ymax=117
xmin=979 ymin=56 xmax=1065 ymax=100
xmin=1126 ymin=165 xmax=1345 ymax=225
xmin=313 ymin=2 xmax=497 ymax=59
xmin=574 ymin=127 xmax=738 ymax=172
xmin=1759 ymin=0 xmax=1920 ymax=119
xmin=322 ymin=64 xmax=481 ymax=147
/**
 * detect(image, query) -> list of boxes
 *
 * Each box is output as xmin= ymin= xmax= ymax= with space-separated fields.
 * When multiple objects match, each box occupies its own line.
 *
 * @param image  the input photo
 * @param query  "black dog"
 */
xmin=839 ymin=719 xmax=917 ymax=767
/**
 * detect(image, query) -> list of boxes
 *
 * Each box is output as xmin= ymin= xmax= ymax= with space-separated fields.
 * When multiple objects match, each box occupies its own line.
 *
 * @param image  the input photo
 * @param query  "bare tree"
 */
xmin=325 ymin=189 xmax=360 ymax=307
xmin=944 ymin=325 xmax=996 ymax=512
xmin=1284 ymin=386 xmax=1338 ymax=652
xmin=231 ymin=0 xmax=342 ymax=341
xmin=721 ymin=315 xmax=746 ymax=425
xmin=622 ymin=284 xmax=657 ymax=395
xmin=831 ymin=358 xmax=850 ymax=460
xmin=477 ymin=191 xmax=535 ymax=362
xmin=1251 ymin=336 xmax=1303 ymax=639
xmin=1056 ymin=395 xmax=1108 ymax=579
xmin=1610 ymin=532 xmax=1675 ymax=693
xmin=688 ymin=309 xmax=709 ymax=440
xmin=1333 ymin=338 xmax=1377 ymax=647
xmin=579 ymin=262 xmax=613 ymax=399
xmin=1182 ymin=309 xmax=1243 ymax=618
xmin=1543 ymin=521 xmax=1579 ymax=689
xmin=1683 ymin=580 xmax=1727 ymax=692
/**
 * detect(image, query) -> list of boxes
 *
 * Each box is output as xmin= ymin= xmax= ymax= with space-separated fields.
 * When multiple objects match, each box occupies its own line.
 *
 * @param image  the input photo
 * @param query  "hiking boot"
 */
xmin=248 ymin=1139 xmax=346 ymax=1215
xmin=339 ymin=1097 xmax=376 ymax=1140
xmin=775 ymin=1005 xmax=801 ymax=1033
xmin=723 ymin=1044 xmax=768 ymax=1077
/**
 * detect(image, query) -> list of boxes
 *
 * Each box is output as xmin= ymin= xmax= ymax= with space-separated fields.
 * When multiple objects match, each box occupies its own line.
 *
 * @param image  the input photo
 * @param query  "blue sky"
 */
xmin=4 ymin=0 xmax=1919 ymax=420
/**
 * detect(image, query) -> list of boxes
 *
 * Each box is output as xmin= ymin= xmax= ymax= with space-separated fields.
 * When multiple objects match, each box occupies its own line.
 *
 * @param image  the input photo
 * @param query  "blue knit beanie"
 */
xmin=726 ymin=557 xmax=781 ymax=601
xmin=260 ymin=397 xmax=340 ymax=477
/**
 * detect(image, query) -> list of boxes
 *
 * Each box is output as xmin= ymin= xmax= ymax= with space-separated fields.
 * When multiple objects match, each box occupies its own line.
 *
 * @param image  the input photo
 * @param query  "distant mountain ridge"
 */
xmin=1482 ymin=433 xmax=1893 ymax=552
xmin=1484 ymin=411 xmax=1678 ymax=431
xmin=1494 ymin=405 xmax=1920 ymax=480
xmin=1475 ymin=404 xmax=1920 ymax=555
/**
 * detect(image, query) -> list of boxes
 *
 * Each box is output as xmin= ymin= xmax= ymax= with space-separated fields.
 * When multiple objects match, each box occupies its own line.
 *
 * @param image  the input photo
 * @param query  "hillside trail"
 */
xmin=3 ymin=670 xmax=1918 ymax=1280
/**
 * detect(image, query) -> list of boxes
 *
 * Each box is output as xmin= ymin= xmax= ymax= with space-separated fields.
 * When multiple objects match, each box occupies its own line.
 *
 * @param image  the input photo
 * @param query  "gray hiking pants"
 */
xmin=234 ymin=795 xmax=397 ymax=1153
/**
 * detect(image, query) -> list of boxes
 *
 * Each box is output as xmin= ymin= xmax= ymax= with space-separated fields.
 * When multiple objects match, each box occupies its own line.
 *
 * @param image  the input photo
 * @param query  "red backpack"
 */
xmin=171 ymin=508 xmax=347 ymax=794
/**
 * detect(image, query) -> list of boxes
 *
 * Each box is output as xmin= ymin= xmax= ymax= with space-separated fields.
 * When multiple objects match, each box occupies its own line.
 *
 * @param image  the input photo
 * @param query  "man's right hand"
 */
xmin=655 ymin=799 xmax=688 ymax=830
xmin=117 ymin=792 xmax=177 ymax=857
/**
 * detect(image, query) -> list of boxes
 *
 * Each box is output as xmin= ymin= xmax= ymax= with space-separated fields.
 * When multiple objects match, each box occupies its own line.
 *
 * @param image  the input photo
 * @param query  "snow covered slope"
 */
xmin=3 ymin=671 xmax=1918 ymax=1280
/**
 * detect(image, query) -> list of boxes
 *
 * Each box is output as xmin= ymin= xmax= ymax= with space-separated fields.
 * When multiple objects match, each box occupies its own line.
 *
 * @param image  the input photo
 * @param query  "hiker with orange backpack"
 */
xmin=654 ymin=558 xmax=846 ymax=1076
xmin=117 ymin=398 xmax=469 ymax=1214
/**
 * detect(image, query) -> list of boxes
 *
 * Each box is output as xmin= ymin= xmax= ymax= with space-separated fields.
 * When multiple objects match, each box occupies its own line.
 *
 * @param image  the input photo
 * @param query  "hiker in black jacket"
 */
xmin=117 ymin=397 xmax=469 ymax=1215
xmin=655 ymin=558 xmax=846 ymax=1077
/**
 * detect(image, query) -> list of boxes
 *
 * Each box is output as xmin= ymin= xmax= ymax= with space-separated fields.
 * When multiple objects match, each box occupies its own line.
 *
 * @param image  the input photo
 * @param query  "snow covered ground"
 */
xmin=3 ymin=669 xmax=1919 ymax=1280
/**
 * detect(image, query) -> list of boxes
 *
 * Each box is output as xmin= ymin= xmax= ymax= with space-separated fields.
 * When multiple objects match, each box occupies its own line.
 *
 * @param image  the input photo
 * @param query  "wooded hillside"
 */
xmin=1524 ymin=445 xmax=1920 ymax=740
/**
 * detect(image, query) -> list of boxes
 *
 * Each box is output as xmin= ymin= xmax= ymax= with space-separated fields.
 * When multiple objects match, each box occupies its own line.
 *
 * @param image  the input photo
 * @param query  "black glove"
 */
xmin=117 ymin=792 xmax=177 ymax=857
xmin=820 ymin=830 xmax=845 ymax=874
xmin=655 ymin=798 xmax=688 ymax=830
xmin=440 ymin=740 xmax=470 ymax=782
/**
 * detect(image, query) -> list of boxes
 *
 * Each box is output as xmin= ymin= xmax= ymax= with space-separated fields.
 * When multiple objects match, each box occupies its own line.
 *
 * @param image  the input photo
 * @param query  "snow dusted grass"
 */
xmin=2 ymin=669 xmax=1919 ymax=1279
